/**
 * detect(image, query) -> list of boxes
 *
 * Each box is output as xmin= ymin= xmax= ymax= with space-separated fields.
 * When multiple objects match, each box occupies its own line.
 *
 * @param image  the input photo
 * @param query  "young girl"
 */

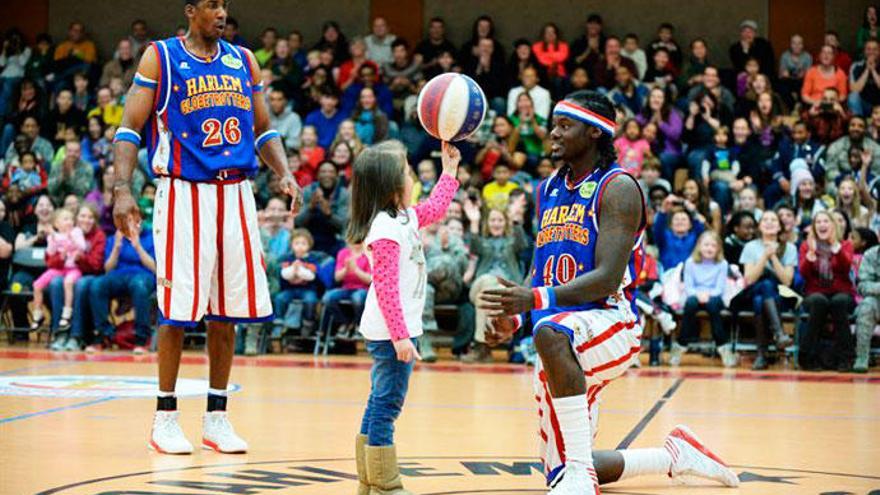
xmin=735 ymin=186 xmax=762 ymax=221
xmin=348 ymin=140 xmax=460 ymax=494
xmin=30 ymin=209 xmax=86 ymax=331
xmin=837 ymin=177 xmax=869 ymax=228
xmin=297 ymin=126 xmax=325 ymax=186
xmin=614 ymin=118 xmax=651 ymax=177
xmin=673 ymin=231 xmax=736 ymax=367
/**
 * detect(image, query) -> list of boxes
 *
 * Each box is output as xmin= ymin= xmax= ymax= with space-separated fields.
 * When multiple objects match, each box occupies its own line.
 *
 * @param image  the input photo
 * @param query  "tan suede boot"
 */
xmin=365 ymin=444 xmax=414 ymax=495
xmin=356 ymin=434 xmax=370 ymax=495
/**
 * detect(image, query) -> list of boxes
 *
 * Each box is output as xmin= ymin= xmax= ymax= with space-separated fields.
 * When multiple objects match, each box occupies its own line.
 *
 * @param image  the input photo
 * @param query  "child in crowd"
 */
xmin=735 ymin=186 xmax=762 ymax=221
xmin=9 ymin=151 xmax=45 ymax=200
xmin=654 ymin=195 xmax=705 ymax=271
xmin=702 ymin=126 xmax=739 ymax=213
xmin=482 ymin=162 xmax=520 ymax=210
xmin=674 ymin=231 xmax=736 ymax=368
xmin=614 ymin=118 xmax=651 ymax=177
xmin=736 ymin=57 xmax=761 ymax=98
xmin=724 ymin=210 xmax=757 ymax=270
xmin=275 ymin=229 xmax=322 ymax=335
xmin=622 ymin=33 xmax=647 ymax=79
xmin=638 ymin=154 xmax=672 ymax=194
xmin=837 ymin=177 xmax=869 ymax=228
xmin=297 ymin=125 xmax=325 ymax=185
xmin=30 ymin=209 xmax=86 ymax=331
xmin=411 ymin=159 xmax=437 ymax=203
xmin=318 ymin=241 xmax=372 ymax=342
xmin=347 ymin=140 xmax=459 ymax=494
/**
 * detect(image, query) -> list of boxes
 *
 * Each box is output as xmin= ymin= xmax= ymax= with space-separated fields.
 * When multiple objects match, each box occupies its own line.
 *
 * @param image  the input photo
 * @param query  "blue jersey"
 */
xmin=146 ymin=37 xmax=261 ymax=182
xmin=530 ymin=163 xmax=646 ymax=324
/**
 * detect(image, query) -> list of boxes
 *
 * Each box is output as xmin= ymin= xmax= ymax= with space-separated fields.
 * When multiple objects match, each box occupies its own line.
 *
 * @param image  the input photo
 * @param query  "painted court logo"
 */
xmin=34 ymin=456 xmax=880 ymax=494
xmin=0 ymin=375 xmax=240 ymax=398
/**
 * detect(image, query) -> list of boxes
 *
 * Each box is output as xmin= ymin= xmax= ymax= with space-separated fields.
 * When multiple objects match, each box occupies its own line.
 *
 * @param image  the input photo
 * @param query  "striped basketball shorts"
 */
xmin=532 ymin=303 xmax=642 ymax=486
xmin=153 ymin=176 xmax=273 ymax=327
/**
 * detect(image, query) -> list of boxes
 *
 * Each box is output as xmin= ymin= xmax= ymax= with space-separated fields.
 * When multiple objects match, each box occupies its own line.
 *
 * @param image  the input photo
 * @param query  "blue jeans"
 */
xmin=659 ymin=151 xmax=683 ymax=182
xmin=686 ymin=148 xmax=708 ymax=179
xmin=709 ymin=180 xmax=733 ymax=214
xmin=273 ymin=287 xmax=319 ymax=321
xmin=48 ymin=275 xmax=97 ymax=338
xmin=360 ymin=339 xmax=416 ymax=446
xmin=90 ymin=272 xmax=155 ymax=345
xmin=748 ymin=278 xmax=780 ymax=315
xmin=680 ymin=295 xmax=729 ymax=346
xmin=320 ymin=288 xmax=367 ymax=333
xmin=847 ymin=92 xmax=872 ymax=117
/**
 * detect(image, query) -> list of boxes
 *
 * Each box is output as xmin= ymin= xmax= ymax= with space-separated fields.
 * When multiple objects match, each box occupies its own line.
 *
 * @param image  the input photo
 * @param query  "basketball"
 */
xmin=417 ymin=73 xmax=487 ymax=142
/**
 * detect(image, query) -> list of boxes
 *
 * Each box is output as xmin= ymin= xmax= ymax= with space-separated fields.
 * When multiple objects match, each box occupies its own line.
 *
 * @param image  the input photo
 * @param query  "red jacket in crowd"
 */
xmin=798 ymin=239 xmax=855 ymax=297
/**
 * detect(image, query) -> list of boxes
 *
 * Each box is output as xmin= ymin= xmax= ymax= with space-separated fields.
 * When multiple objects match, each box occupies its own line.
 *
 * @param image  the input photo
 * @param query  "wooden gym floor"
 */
xmin=0 ymin=346 xmax=878 ymax=495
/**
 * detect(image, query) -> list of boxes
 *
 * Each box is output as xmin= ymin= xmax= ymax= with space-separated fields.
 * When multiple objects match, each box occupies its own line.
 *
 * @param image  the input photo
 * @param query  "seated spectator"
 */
xmin=260 ymin=197 xmax=293 ymax=275
xmin=643 ymin=47 xmax=678 ymax=93
xmin=48 ymin=140 xmax=94 ymax=205
xmin=748 ymin=90 xmax=785 ymax=147
xmin=463 ymin=204 xmax=528 ymax=363
xmin=674 ymin=231 xmax=736 ymax=367
xmin=414 ymin=17 xmax=457 ymax=74
xmin=328 ymin=140 xmax=355 ymax=180
xmin=88 ymin=219 xmax=155 ymax=353
xmin=464 ymin=38 xmax=508 ymax=114
xmin=735 ymin=186 xmax=763 ymax=221
xmin=701 ymin=125 xmax=738 ymax=213
xmin=476 ymin=115 xmax=527 ymax=180
xmin=319 ymin=241 xmax=371 ymax=343
xmin=614 ymin=118 xmax=649 ymax=176
xmin=729 ymin=19 xmax=774 ymax=75
xmin=738 ymin=209 xmax=796 ymax=370
xmin=589 ymin=36 xmax=638 ymax=90
xmin=11 ymin=195 xmax=54 ymax=331
xmin=295 ymin=161 xmax=350 ymax=256
xmin=824 ymin=30 xmax=852 ymax=75
xmin=87 ymin=86 xmax=123 ymax=127
xmin=287 ymin=31 xmax=308 ymax=70
xmin=567 ymin=14 xmax=606 ymax=73
xmin=765 ymin=122 xmax=823 ymax=207
xmin=531 ymin=23 xmax=569 ymax=85
xmin=791 ymin=166 xmax=827 ymax=233
xmin=507 ymin=38 xmax=546 ymax=90
xmin=4 ymin=115 xmax=54 ymax=169
xmin=312 ymin=21 xmax=350 ymax=65
xmin=778 ymin=34 xmax=812 ymax=105
xmin=686 ymin=66 xmax=736 ymax=116
xmin=330 ymin=119 xmax=364 ymax=158
xmin=24 ymin=33 xmax=54 ymax=84
xmin=383 ymin=39 xmax=422 ymax=118
xmin=870 ymin=105 xmax=880 ymax=141
xmin=45 ymin=89 xmax=86 ymax=150
xmin=352 ymin=87 xmax=390 ymax=145
xmin=724 ymin=210 xmax=757 ymax=270
xmin=296 ymin=125 xmax=325 ymax=185
xmin=638 ymin=156 xmax=672 ymax=195
xmin=100 ymin=39 xmax=136 ymax=90
xmin=798 ymin=211 xmax=856 ymax=370
xmin=0 ymin=29 xmax=31 ymax=120
xmin=608 ymin=64 xmax=648 ymax=116
xmin=254 ymin=28 xmax=278 ymax=67
xmin=683 ymin=90 xmax=726 ymax=178
xmin=506 ymin=65 xmax=552 ymax=120
xmin=736 ymin=57 xmax=761 ymax=98
xmin=648 ymin=23 xmax=683 ymax=70
xmin=71 ymin=71 xmax=92 ymax=112
xmin=422 ymin=49 xmax=458 ymax=81
xmin=855 ymin=239 xmax=880 ymax=372
xmin=222 ymin=17 xmax=248 ymax=48
xmin=411 ymin=159 xmax=437 ymax=204
xmin=53 ymin=21 xmax=97 ymax=83
xmin=125 ymin=18 xmax=150 ymax=56
xmin=826 ymin=116 xmax=880 ymax=192
xmin=81 ymin=116 xmax=111 ymax=172
xmin=2 ymin=151 xmax=47 ymax=224
xmin=459 ymin=15 xmax=506 ymax=75
xmin=566 ymin=66 xmax=592 ymax=93
xmin=29 ymin=208 xmax=85 ymax=332
xmin=269 ymin=39 xmax=305 ymax=103
xmin=275 ymin=229 xmax=321 ymax=335
xmin=268 ymin=89 xmax=302 ymax=152
xmin=803 ymin=87 xmax=850 ymax=145
xmin=653 ymin=196 xmax=705 ymax=271
xmin=482 ymin=162 xmax=520 ymax=210
xmin=304 ymin=89 xmax=345 ymax=149
xmin=801 ymin=45 xmax=848 ymax=106
xmin=365 ymin=17 xmax=396 ymax=68
xmin=681 ymin=177 xmax=722 ymax=233
xmin=83 ymin=165 xmax=116 ymax=236
xmin=621 ymin=33 xmax=647 ymax=79
xmin=679 ymin=38 xmax=710 ymax=92
xmin=341 ymin=63 xmax=393 ymax=118
xmin=636 ymin=87 xmax=684 ymax=180
xmin=849 ymin=40 xmax=880 ymax=117
xmin=837 ymin=177 xmax=870 ymax=228
xmin=337 ymin=37 xmax=369 ymax=91
xmin=509 ymin=92 xmax=548 ymax=166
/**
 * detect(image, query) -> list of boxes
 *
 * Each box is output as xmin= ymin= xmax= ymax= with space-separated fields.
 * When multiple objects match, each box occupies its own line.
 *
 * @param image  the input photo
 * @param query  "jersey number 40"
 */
xmin=201 ymin=117 xmax=242 ymax=147
xmin=542 ymin=254 xmax=577 ymax=286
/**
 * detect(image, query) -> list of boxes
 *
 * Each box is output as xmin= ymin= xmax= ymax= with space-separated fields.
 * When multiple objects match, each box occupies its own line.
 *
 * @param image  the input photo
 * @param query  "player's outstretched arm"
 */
xmin=243 ymin=47 xmax=303 ymax=215
xmin=112 ymin=45 xmax=159 ymax=238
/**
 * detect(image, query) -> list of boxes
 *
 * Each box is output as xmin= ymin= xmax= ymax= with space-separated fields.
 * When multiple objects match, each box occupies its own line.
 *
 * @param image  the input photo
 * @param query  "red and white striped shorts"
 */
xmin=153 ymin=176 xmax=272 ymax=326
xmin=532 ymin=304 xmax=641 ymax=485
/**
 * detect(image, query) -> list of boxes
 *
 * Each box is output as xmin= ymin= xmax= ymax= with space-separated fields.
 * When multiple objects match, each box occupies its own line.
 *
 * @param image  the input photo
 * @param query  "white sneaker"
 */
xmin=149 ymin=411 xmax=193 ymax=455
xmin=717 ymin=344 xmax=738 ymax=368
xmin=548 ymin=463 xmax=600 ymax=494
xmin=202 ymin=411 xmax=248 ymax=453
xmin=665 ymin=425 xmax=739 ymax=487
xmin=668 ymin=342 xmax=686 ymax=367
xmin=656 ymin=311 xmax=677 ymax=334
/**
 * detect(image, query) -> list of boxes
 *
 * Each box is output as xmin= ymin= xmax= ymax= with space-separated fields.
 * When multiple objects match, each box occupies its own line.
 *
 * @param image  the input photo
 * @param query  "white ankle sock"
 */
xmin=61 ymin=306 xmax=73 ymax=319
xmin=619 ymin=448 xmax=672 ymax=481
xmin=208 ymin=388 xmax=228 ymax=396
xmin=553 ymin=394 xmax=594 ymax=471
xmin=157 ymin=390 xmax=176 ymax=398
xmin=32 ymin=309 xmax=43 ymax=320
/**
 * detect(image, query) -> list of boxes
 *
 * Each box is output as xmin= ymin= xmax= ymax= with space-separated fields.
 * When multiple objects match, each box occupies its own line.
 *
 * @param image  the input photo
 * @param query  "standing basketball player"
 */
xmin=480 ymin=91 xmax=739 ymax=493
xmin=112 ymin=0 xmax=301 ymax=454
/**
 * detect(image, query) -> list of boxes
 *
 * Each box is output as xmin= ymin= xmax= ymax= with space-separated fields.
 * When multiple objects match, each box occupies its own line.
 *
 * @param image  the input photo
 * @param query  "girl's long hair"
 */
xmin=481 ymin=207 xmax=512 ymax=237
xmin=810 ymin=210 xmax=840 ymax=246
xmin=346 ymin=140 xmax=408 ymax=244
xmin=691 ymin=230 xmax=724 ymax=263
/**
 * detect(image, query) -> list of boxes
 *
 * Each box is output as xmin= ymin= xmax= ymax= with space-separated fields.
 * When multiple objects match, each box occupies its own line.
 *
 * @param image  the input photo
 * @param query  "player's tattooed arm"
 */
xmin=554 ymin=174 xmax=642 ymax=307
xmin=112 ymin=45 xmax=159 ymax=238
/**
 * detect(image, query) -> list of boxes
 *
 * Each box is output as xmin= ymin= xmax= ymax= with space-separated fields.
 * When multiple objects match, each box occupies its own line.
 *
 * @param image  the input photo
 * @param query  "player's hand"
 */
xmin=479 ymin=277 xmax=535 ymax=317
xmin=485 ymin=316 xmax=517 ymax=346
xmin=441 ymin=141 xmax=461 ymax=177
xmin=393 ymin=338 xmax=422 ymax=363
xmin=280 ymin=175 xmax=303 ymax=216
xmin=112 ymin=187 xmax=141 ymax=239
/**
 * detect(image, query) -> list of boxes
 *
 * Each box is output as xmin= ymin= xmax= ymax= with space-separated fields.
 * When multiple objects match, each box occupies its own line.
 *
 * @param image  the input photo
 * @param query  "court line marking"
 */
xmin=0 ymin=361 xmax=76 ymax=376
xmin=616 ymin=377 xmax=685 ymax=449
xmin=0 ymin=396 xmax=116 ymax=425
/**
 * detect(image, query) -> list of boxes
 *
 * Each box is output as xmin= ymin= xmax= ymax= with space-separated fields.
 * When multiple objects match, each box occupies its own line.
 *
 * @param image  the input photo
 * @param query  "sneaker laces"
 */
xmin=156 ymin=412 xmax=185 ymax=438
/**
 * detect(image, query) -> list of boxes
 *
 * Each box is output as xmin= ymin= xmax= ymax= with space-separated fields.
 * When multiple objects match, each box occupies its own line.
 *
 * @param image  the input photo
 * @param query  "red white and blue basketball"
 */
xmin=417 ymin=73 xmax=487 ymax=142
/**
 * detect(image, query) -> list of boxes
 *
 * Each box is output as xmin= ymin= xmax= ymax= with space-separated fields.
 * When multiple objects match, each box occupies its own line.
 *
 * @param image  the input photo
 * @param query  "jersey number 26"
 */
xmin=201 ymin=117 xmax=242 ymax=147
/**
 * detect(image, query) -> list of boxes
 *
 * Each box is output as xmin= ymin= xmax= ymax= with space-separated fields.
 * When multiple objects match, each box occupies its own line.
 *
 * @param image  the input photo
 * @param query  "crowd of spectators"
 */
xmin=1 ymin=8 xmax=879 ymax=372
